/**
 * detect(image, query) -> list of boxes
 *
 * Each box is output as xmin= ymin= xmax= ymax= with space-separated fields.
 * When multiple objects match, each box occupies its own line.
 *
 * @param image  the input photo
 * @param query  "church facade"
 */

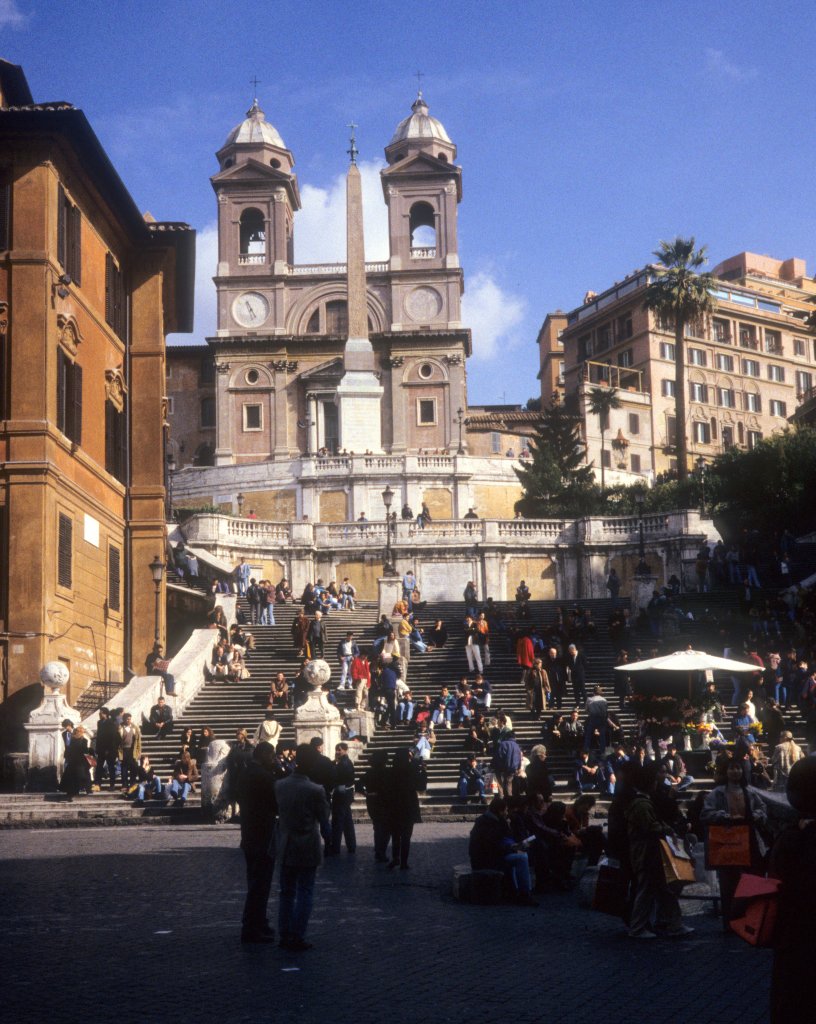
xmin=169 ymin=93 xmax=524 ymax=523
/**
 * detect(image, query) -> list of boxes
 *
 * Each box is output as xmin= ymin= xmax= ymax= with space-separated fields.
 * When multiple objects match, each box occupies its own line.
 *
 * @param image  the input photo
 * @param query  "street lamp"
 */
xmin=634 ymin=491 xmax=650 ymax=577
xmin=695 ymin=456 xmax=707 ymax=517
xmin=149 ymin=554 xmax=165 ymax=644
xmin=456 ymin=406 xmax=465 ymax=455
xmin=236 ymin=492 xmax=245 ymax=517
xmin=381 ymin=484 xmax=397 ymax=576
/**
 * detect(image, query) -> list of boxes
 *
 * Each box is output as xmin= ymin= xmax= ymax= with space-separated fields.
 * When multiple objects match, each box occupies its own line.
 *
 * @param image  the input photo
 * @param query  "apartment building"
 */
xmin=550 ymin=251 xmax=816 ymax=478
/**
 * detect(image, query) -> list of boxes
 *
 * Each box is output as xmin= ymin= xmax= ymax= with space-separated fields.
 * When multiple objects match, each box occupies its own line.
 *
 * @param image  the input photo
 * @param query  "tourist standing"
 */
xmin=239 ymin=742 xmax=284 ymax=944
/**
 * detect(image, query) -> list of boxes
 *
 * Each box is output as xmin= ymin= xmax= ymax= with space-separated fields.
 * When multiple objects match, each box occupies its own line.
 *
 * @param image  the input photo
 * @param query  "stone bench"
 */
xmin=452 ymin=863 xmax=504 ymax=904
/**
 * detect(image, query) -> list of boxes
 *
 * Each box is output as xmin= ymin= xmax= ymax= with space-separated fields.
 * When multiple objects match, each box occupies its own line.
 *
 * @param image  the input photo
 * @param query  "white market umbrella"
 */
xmin=614 ymin=650 xmax=761 ymax=674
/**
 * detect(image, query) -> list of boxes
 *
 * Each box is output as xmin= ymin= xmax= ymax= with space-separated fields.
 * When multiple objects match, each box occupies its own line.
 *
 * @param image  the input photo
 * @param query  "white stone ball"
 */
xmin=303 ymin=659 xmax=331 ymax=689
xmin=40 ymin=661 xmax=70 ymax=690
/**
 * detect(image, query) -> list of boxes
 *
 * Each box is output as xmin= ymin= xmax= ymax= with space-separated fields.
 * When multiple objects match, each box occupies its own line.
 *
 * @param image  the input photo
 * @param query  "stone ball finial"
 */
xmin=40 ymin=661 xmax=70 ymax=692
xmin=303 ymin=659 xmax=331 ymax=690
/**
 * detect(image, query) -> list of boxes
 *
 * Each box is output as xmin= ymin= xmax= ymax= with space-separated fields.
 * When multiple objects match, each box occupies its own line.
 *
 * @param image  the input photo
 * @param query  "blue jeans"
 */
xmin=774 ymin=683 xmax=788 ymax=706
xmin=397 ymin=701 xmax=414 ymax=722
xmin=278 ymin=865 xmax=317 ymax=942
xmin=432 ymin=707 xmax=452 ymax=725
xmin=136 ymin=777 xmax=163 ymax=801
xmin=503 ymin=852 xmax=532 ymax=895
xmin=169 ymin=779 xmax=191 ymax=801
xmin=458 ymin=776 xmax=485 ymax=800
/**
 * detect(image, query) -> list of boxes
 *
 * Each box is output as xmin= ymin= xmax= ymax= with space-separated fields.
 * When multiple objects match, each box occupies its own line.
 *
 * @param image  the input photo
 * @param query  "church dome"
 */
xmin=223 ymin=99 xmax=286 ymax=149
xmin=389 ymin=93 xmax=452 ymax=146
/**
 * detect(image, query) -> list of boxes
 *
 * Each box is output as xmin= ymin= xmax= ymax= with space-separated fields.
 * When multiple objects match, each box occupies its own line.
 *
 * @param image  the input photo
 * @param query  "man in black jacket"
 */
xmin=95 ymin=707 xmax=120 ymax=790
xmin=566 ymin=643 xmax=589 ymax=705
xmin=468 ymin=797 xmax=537 ymax=905
xmin=308 ymin=611 xmax=325 ymax=658
xmin=308 ymin=736 xmax=335 ymax=852
xmin=239 ymin=742 xmax=284 ymax=944
xmin=329 ymin=743 xmax=356 ymax=855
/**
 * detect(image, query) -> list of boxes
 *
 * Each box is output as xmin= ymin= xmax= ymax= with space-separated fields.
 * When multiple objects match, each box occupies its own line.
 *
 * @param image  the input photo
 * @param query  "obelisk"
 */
xmin=335 ymin=126 xmax=384 ymax=453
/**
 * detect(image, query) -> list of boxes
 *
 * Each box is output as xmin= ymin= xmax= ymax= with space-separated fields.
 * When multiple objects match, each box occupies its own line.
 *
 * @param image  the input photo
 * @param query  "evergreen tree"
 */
xmin=515 ymin=399 xmax=596 ymax=516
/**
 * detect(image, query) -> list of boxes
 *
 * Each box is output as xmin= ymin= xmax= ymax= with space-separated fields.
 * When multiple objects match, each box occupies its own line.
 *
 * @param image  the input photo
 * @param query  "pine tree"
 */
xmin=515 ymin=399 xmax=596 ymax=516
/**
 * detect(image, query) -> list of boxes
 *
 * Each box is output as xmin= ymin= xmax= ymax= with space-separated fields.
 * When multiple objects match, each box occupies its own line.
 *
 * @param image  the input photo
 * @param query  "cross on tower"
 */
xmin=346 ymin=121 xmax=359 ymax=165
xmin=415 ymin=70 xmax=424 ymax=96
xmin=250 ymin=75 xmax=260 ymax=101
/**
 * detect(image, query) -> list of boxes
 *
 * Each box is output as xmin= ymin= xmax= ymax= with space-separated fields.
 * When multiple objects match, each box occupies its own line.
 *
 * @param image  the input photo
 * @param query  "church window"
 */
xmin=417 ymin=398 xmax=436 ymax=425
xmin=437 ymin=153 xmax=448 ymax=162
xmin=325 ymin=300 xmax=348 ymax=335
xmin=409 ymin=202 xmax=436 ymax=252
xmin=239 ymin=208 xmax=266 ymax=257
xmin=418 ymin=363 xmax=433 ymax=379
xmin=200 ymin=397 xmax=216 ymax=429
xmin=306 ymin=309 xmax=320 ymax=334
xmin=270 ymin=158 xmax=281 ymax=168
xmin=243 ymin=404 xmax=263 ymax=431
xmin=245 ymin=368 xmax=260 ymax=385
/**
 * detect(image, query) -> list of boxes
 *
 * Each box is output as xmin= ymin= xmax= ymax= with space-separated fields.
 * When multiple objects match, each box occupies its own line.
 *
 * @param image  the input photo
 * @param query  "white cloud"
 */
xmin=0 ymin=0 xmax=28 ymax=28
xmin=705 ymin=48 xmax=758 ymax=83
xmin=167 ymin=222 xmax=217 ymax=344
xmin=462 ymin=271 xmax=526 ymax=362
xmin=296 ymin=159 xmax=389 ymax=262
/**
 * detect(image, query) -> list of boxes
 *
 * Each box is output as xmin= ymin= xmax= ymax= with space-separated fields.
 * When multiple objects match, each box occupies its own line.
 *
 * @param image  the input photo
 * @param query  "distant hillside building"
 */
xmin=0 ymin=60 xmax=194 ymax=705
xmin=539 ymin=251 xmax=816 ymax=481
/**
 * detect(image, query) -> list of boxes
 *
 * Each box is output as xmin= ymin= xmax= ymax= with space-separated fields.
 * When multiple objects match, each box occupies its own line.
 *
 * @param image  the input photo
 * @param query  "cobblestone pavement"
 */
xmin=0 ymin=823 xmax=771 ymax=1024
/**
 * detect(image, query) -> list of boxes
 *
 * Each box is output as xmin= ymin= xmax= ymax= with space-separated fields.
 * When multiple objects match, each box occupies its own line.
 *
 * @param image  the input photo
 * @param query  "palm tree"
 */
xmin=587 ymin=385 xmax=621 ymax=489
xmin=643 ymin=237 xmax=716 ymax=482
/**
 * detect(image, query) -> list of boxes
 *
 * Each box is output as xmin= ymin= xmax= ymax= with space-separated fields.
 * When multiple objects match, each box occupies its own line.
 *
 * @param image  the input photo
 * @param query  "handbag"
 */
xmin=84 ymin=754 xmax=98 ymax=769
xmin=706 ymin=824 xmax=752 ymax=869
xmin=728 ymin=874 xmax=781 ymax=947
xmin=659 ymin=836 xmax=696 ymax=885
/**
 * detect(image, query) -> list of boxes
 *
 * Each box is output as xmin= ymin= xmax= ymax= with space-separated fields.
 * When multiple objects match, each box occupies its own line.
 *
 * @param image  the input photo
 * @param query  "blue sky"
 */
xmin=3 ymin=0 xmax=815 ymax=405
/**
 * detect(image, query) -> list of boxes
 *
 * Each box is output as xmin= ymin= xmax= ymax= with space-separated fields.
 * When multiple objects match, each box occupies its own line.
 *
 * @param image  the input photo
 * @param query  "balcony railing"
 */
xmin=410 ymin=246 xmax=436 ymax=259
xmin=238 ymin=253 xmax=266 ymax=265
xmin=288 ymin=261 xmax=389 ymax=275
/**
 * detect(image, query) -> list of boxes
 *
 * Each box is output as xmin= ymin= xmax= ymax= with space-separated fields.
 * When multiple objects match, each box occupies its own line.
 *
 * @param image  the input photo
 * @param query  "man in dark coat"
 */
xmin=307 ymin=611 xmax=325 ymax=658
xmin=565 ymin=643 xmax=588 ymax=705
xmin=329 ymin=742 xmax=356 ymax=855
xmin=308 ymin=737 xmax=335 ymax=852
xmin=469 ymin=797 xmax=537 ymax=905
xmin=543 ymin=647 xmax=568 ymax=710
xmin=95 ymin=708 xmax=120 ymax=790
xmin=147 ymin=696 xmax=174 ymax=737
xmin=238 ymin=742 xmax=284 ymax=943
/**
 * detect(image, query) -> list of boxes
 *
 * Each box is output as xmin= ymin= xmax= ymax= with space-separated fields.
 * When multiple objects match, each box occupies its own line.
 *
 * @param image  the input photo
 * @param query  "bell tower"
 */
xmin=211 ymin=98 xmax=301 ymax=335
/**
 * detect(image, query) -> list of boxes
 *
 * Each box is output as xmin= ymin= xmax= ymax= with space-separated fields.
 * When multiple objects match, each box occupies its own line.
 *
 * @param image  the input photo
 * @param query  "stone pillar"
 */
xmin=215 ymin=361 xmax=233 ymax=465
xmin=378 ymin=575 xmax=403 ymax=618
xmin=294 ymin=659 xmax=342 ymax=751
xmin=24 ymin=663 xmax=79 ymax=791
xmin=307 ymin=392 xmax=318 ymax=454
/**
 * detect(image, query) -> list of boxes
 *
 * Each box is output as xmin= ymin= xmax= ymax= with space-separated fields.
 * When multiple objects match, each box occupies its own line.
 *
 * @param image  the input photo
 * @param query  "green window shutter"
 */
xmin=58 ymin=513 xmax=72 ymax=589
xmin=108 ymin=545 xmax=121 ymax=612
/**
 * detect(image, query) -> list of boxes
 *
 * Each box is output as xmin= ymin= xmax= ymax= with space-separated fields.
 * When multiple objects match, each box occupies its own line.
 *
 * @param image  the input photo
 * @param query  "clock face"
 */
xmin=232 ymin=291 xmax=270 ymax=328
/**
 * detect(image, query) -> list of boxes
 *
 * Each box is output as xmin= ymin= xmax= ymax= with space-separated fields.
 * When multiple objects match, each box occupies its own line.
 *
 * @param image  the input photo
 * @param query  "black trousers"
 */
xmin=96 ymin=752 xmax=118 ymax=789
xmin=391 ymin=823 xmax=414 ymax=867
xmin=121 ymin=750 xmax=137 ymax=789
xmin=330 ymin=791 xmax=357 ymax=854
xmin=242 ymin=846 xmax=275 ymax=934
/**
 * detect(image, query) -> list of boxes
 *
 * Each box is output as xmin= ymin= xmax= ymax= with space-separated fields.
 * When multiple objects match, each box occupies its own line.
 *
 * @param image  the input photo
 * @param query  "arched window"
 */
xmin=306 ymin=308 xmax=320 ymax=334
xmin=194 ymin=443 xmax=215 ymax=466
xmin=239 ymin=208 xmax=266 ymax=256
xmin=409 ymin=202 xmax=436 ymax=252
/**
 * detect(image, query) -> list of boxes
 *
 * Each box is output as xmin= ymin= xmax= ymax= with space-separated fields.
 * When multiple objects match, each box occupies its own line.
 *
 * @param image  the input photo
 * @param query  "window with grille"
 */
xmin=58 ymin=513 xmax=72 ymax=589
xmin=56 ymin=348 xmax=82 ymax=445
xmin=108 ymin=545 xmax=121 ymax=612
xmin=105 ymin=399 xmax=127 ymax=483
xmin=57 ymin=185 xmax=81 ymax=285
xmin=105 ymin=253 xmax=126 ymax=339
